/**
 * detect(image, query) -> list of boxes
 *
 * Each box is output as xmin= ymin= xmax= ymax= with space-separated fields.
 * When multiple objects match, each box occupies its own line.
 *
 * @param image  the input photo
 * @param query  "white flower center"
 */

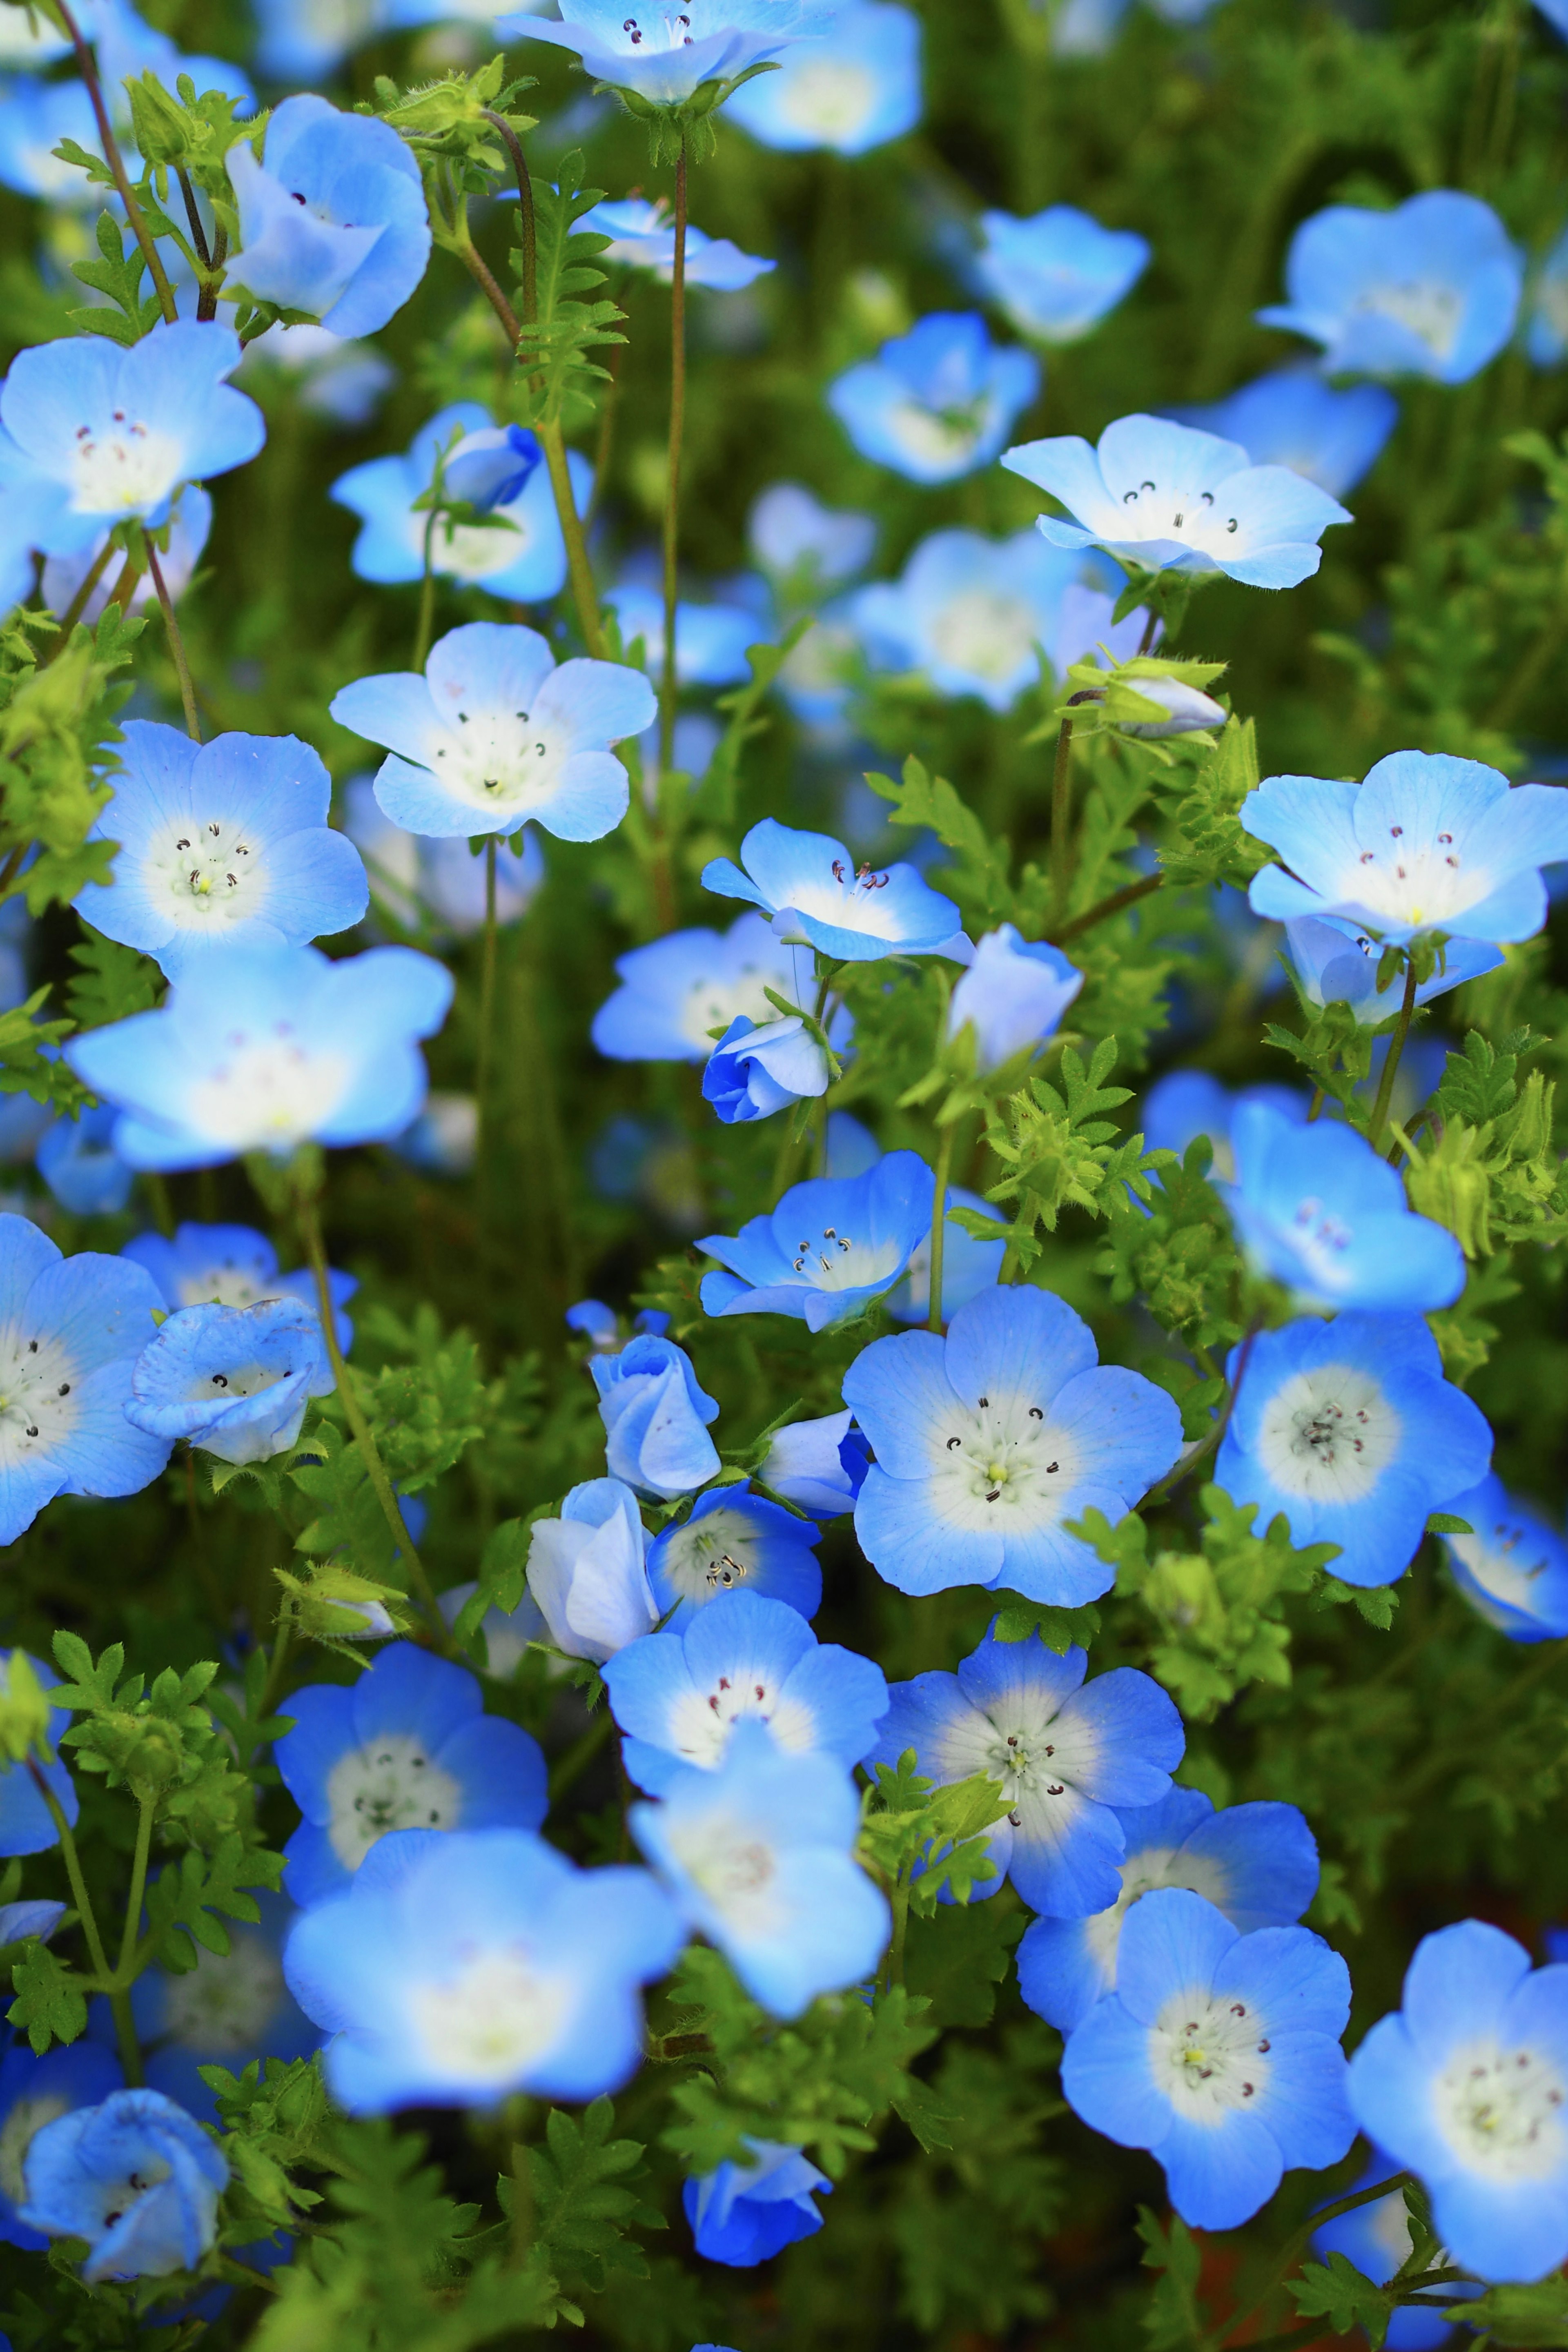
xmin=325 ymin=1733 xmax=463 ymax=1872
xmin=0 ymin=2094 xmax=67 ymax=2206
xmin=1341 ymin=817 xmax=1480 ymax=931
xmin=781 ymin=1218 xmax=905 ymax=1294
xmin=68 ymin=414 xmax=183 ymax=518
xmin=197 ymin=1356 xmax=293 ymax=1405
xmin=886 ymin=392 xmax=993 ymax=472
xmin=1114 ymin=476 xmax=1247 ymax=557
xmin=407 ymin=1945 xmax=574 ymax=2085
xmin=664 ymin=1806 xmax=783 ymax=1936
xmin=1450 ymin=1513 xmax=1557 ymax=1622
xmin=935 ymin=590 xmax=1039 ymax=684
xmin=94 ymin=2156 xmax=171 ymax=2232
xmin=1082 ymin=1844 xmax=1232 ymax=1984
xmin=1254 ymin=1363 xmax=1400 ymax=1504
xmin=423 ymin=703 xmax=567 ymax=817
xmin=676 ymin=959 xmax=786 ymax=1053
xmin=0 ymin=1328 xmax=82 ymax=1464
xmin=1151 ymin=1988 xmax=1272 ymax=2122
xmin=1354 ymin=279 xmax=1462 ymax=362
xmin=160 ymin=1930 xmax=284 ymax=2053
xmin=174 ymin=1265 xmax=275 ymax=1310
xmin=779 ymin=57 xmax=878 ymax=138
xmin=1434 ymin=2039 xmax=1568 ymax=2179
xmin=609 ymin=4 xmax=700 ymax=53
xmin=927 ymin=1389 xmax=1082 ymax=1535
xmin=657 ymin=1507 xmax=763 ymax=1602
xmin=151 ymin=814 xmax=259 ymax=932
xmin=184 ymin=1023 xmax=352 ymax=1152
xmin=774 ymin=858 xmax=915 ymax=943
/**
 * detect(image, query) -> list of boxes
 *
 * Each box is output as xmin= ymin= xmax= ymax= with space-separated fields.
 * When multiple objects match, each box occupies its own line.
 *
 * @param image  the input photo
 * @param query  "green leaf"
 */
xmin=1287 ymin=2251 xmax=1393 ymax=2345
xmin=1455 ymin=2281 xmax=1568 ymax=2345
xmin=989 ymin=1599 xmax=1102 ymax=1652
xmin=8 ymin=1941 xmax=87 ymax=2055
xmin=512 ymin=2098 xmax=664 ymax=2294
xmin=65 ymin=931 xmax=161 ymax=1030
xmin=1136 ymin=2206 xmax=1205 ymax=2350
xmin=866 ymin=753 xmax=1013 ymax=926
xmin=1425 ymin=1513 xmax=1474 ymax=1535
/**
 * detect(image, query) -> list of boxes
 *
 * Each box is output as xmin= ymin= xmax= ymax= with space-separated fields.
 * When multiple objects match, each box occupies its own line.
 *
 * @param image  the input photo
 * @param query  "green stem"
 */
xmin=1143 ymin=1325 xmax=1260 ymax=1510
xmin=476 ymin=837 xmax=499 ymax=1191
xmin=257 ymin=1608 xmax=294 ymax=1727
xmin=927 ymin=1123 xmax=955 ymax=1334
xmin=659 ymin=136 xmax=688 ymax=780
xmin=548 ymin=1707 xmax=611 ymax=1799
xmin=56 ymin=0 xmax=178 ymax=326
xmin=145 ymin=542 xmax=200 ymax=743
xmin=1049 ymin=713 xmax=1074 ymax=924
xmin=118 ymin=1792 xmax=155 ymax=1981
xmin=27 ymin=1762 xmax=141 ymax=2083
xmin=295 ymin=1187 xmax=453 ymax=1654
xmin=1367 ymin=957 xmax=1419 ymax=1153
xmin=1203 ymin=2175 xmax=1409 ymax=2351
xmin=540 ymin=419 xmax=607 ymax=659
xmin=1053 ymin=869 xmax=1164 ymax=945
xmin=885 ymin=1880 xmax=910 ymax=1989
xmin=481 ymin=109 xmax=537 ymax=326
xmin=1306 ymin=1086 xmax=1325 ymax=1123
xmin=46 ymin=539 xmax=117 ymax=652
xmin=413 ymin=506 xmax=439 ymax=672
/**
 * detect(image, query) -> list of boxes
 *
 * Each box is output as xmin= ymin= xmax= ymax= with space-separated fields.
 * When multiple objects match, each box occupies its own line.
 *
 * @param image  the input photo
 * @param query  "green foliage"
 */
xmin=866 ymin=754 xmax=1015 ymax=928
xmin=0 ymin=606 xmax=138 ymax=917
xmin=1405 ymin=1030 xmax=1568 ymax=1255
xmin=512 ymin=153 xmax=626 ymax=434
xmin=1456 ymin=2281 xmax=1568 ymax=2345
xmin=951 ymin=1037 xmax=1162 ymax=1270
xmin=64 ymin=209 xmax=161 ymax=345
xmin=1136 ymin=2207 xmax=1204 ymax=2351
xmin=1153 ymin=715 xmax=1267 ymax=889
xmin=506 ymin=2099 xmax=664 ymax=2296
xmin=1099 ymin=1134 xmax=1244 ymax=1354
xmin=1288 ymin=2250 xmax=1394 ymax=2344
xmin=8 ymin=1939 xmax=87 ymax=2055
xmin=860 ymin=1753 xmax=1006 ymax=1912
xmin=65 ymin=932 xmax=160 ymax=1029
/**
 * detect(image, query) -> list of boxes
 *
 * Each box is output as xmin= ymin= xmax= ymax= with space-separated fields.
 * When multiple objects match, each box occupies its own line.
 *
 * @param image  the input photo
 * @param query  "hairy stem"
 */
xmin=145 ymin=541 xmax=200 ymax=742
xmin=927 ymin=1122 xmax=954 ymax=1334
xmin=482 ymin=109 xmax=537 ymax=325
xmin=540 ymin=419 xmax=607 ymax=657
xmin=1049 ymin=713 xmax=1075 ymax=922
xmin=27 ymin=1761 xmax=142 ymax=2083
xmin=1054 ymin=869 xmax=1163 ymax=944
xmin=56 ymin=0 xmax=178 ymax=325
xmin=118 ymin=1791 xmax=155 ymax=1981
xmin=659 ymin=136 xmax=688 ymax=778
xmin=1367 ymin=957 xmax=1419 ymax=1153
xmin=413 ymin=506 xmax=439 ymax=672
xmin=44 ymin=539 xmax=117 ymax=655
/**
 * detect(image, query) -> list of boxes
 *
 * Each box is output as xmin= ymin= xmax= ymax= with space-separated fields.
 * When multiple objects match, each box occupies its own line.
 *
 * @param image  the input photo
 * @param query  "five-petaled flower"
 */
xmin=702 ymin=818 xmax=967 ymax=960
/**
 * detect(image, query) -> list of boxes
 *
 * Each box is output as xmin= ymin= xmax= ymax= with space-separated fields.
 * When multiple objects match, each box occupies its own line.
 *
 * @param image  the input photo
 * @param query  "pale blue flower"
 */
xmin=226 ymin=96 xmax=431 ymax=340
xmin=853 ymin=529 xmax=1111 ymax=711
xmin=582 ymin=198 xmax=775 ymax=291
xmin=19 ymin=2088 xmax=227 ymax=2282
xmin=0 ymin=78 xmax=102 ymax=206
xmin=343 ymin=776 xmax=543 ymax=940
xmin=331 ymin=621 xmax=653 ymax=844
xmin=121 ymin=1221 xmax=355 ymax=1352
xmin=748 ymin=482 xmax=876 ymax=593
xmin=1002 ymin=413 xmax=1351 ymax=589
xmin=829 ymin=313 xmax=1039 ymax=484
xmin=0 ymin=2043 xmax=122 ymax=2251
xmin=1440 ymin=1473 xmax=1568 ymax=1643
xmin=700 ymin=1151 xmax=934 ymax=1329
xmin=253 ymin=0 xmax=377 ymax=78
xmin=946 ymin=924 xmax=1082 ymax=1070
xmin=976 ymin=205 xmax=1149 ymax=345
xmin=724 ymin=0 xmax=921 ymax=153
xmin=757 ymin=1410 xmax=868 ymax=1519
xmin=685 ymin=2141 xmax=829 ymax=2264
xmin=1170 ymin=367 xmax=1399 ymax=499
xmin=65 ymin=943 xmax=454 ymax=1170
xmin=134 ymin=1891 xmax=319 ymax=2124
xmin=35 ymin=1105 xmax=132 ymax=1217
xmin=1141 ymin=1072 xmax=1307 ymax=1184
xmin=647 ymin=1484 xmax=824 ymax=1625
xmin=499 ymin=0 xmax=837 ymax=107
xmin=702 ymin=1000 xmax=853 ymax=1125
xmin=702 ymin=817 xmax=966 ymax=960
xmin=1527 ymin=225 xmax=1568 ymax=366
xmin=526 ymin=1476 xmax=661 ymax=1659
xmin=92 ymin=0 xmax=253 ymax=120
xmin=1258 ymin=192 xmax=1522 ymax=385
xmin=592 ymin=1338 xmax=722 ymax=1500
xmin=606 ymin=581 xmax=759 ymax=686
xmin=125 ymin=1298 xmax=333 ymax=1466
xmin=593 ymin=913 xmax=806 ymax=1063
xmin=1284 ymin=915 xmax=1502 ymax=1020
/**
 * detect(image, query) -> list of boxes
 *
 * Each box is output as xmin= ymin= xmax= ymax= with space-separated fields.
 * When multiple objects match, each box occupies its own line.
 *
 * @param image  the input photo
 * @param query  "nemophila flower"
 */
xmin=1221 ymin=1100 xmax=1465 ymax=1312
xmin=0 ymin=1648 xmax=82 ymax=1857
xmin=35 ymin=1105 xmax=132 ymax=1218
xmin=582 ymin=198 xmax=775 ymax=292
xmin=1062 ymin=1887 xmax=1354 ymax=2231
xmin=758 ymin=1408 xmax=868 ymax=1518
xmin=1349 ymin=1918 xmax=1568 ymax=2282
xmin=19 ymin=2087 xmax=227 ymax=2282
xmin=1312 ymin=2155 xmax=1479 ymax=2352
xmin=0 ymin=322 xmax=264 ymax=557
xmin=0 ymin=1217 xmax=169 ymax=1544
xmin=699 ymin=1151 xmax=933 ymax=1330
xmin=1142 ymin=1071 xmax=1307 ymax=1184
xmin=499 ymin=0 xmax=835 ymax=106
xmin=724 ymin=0 xmax=921 ymax=153
xmin=438 ymin=424 xmax=544 ymax=515
xmin=1285 ymin=915 xmax=1503 ymax=1020
xmin=749 ymin=482 xmax=877 ymax=594
xmin=66 ymin=942 xmax=454 ymax=1170
xmin=274 ymin=1640 xmax=548 ymax=1908
xmin=344 ymin=778 xmax=543 ymax=942
xmin=605 ymin=1588 xmax=887 ymax=1795
xmin=1018 ymin=1786 xmax=1320 ymax=2032
xmin=702 ymin=1002 xmax=854 ymax=1125
xmin=1214 ymin=1311 xmax=1492 ymax=1590
xmin=125 ymin=1298 xmax=333 ymax=1468
xmin=605 ymin=581 xmax=758 ymax=688
xmin=439 ymin=1580 xmax=550 ymax=1676
xmin=1244 ymin=751 xmax=1568 ymax=946
xmin=0 ymin=1901 xmax=65 ymax=1944
xmin=633 ymin=1719 xmax=889 ymax=2016
xmin=527 ymin=1477 xmax=660 ymax=1660
xmin=685 ymin=2140 xmax=830 ymax=2265
xmin=844 ymin=1284 xmax=1184 ymax=1603
xmin=872 ymin=1627 xmax=1183 ymax=1915
xmin=1171 ymin=368 xmax=1399 ymax=501
xmin=647 ymin=1484 xmax=824 ymax=1625
xmin=75 ymin=721 xmax=368 ymax=982
xmin=853 ymin=528 xmax=1094 ymax=712
xmin=1258 ymin=192 xmax=1522 ymax=385
xmin=947 ymin=924 xmax=1082 ymax=1070
xmin=884 ymin=1184 xmax=1006 ymax=1326
xmin=828 ymin=313 xmax=1039 ymax=485
xmin=285 ymin=1827 xmax=682 ymax=2112
xmin=227 ymin=96 xmax=430 ymax=340
xmin=592 ymin=1336 xmax=722 ymax=1499
xmin=254 ymin=0 xmax=376 ymax=77
xmin=390 ymin=1091 xmax=479 ymax=1177
xmin=122 ymin=1221 xmax=355 ymax=1354
xmin=43 ymin=487 xmax=211 ymax=631
xmin=331 ymin=621 xmax=653 ymax=846
xmin=1438 ymin=1473 xmax=1568 ymax=1643
xmin=332 ymin=404 xmax=590 ymax=602
xmin=134 ymin=1893 xmax=320 ymax=2124
xmin=1002 ymin=413 xmax=1351 ymax=590
xmin=976 ymin=205 xmax=1149 ymax=346
xmin=240 ymin=323 xmax=395 ymax=430
xmin=0 ymin=2042 xmax=122 ymax=2250
xmin=0 ymin=79 xmax=102 ymax=206
xmin=593 ymin=909 xmax=799 ymax=1065
xmin=703 ymin=817 xmax=966 ymax=961
xmin=1527 ymin=225 xmax=1568 ymax=368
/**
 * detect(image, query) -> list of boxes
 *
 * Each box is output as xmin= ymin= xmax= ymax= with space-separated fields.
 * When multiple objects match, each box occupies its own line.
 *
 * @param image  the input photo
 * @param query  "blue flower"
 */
xmin=947 ymin=924 xmax=1082 ymax=1070
xmin=724 ymin=0 xmax=921 ymax=153
xmin=684 ymin=2140 xmax=830 ymax=2265
xmin=699 ymin=1151 xmax=933 ymax=1330
xmin=1214 ymin=1311 xmax=1492 ymax=1589
xmin=526 ymin=1477 xmax=661 ymax=1660
xmin=872 ymin=1626 xmax=1183 ymax=1915
xmin=122 ymin=1221 xmax=356 ymax=1354
xmin=702 ymin=817 xmax=965 ymax=961
xmin=0 ymin=1648 xmax=82 ymax=1858
xmin=1141 ymin=1071 xmax=1308 ymax=1183
xmin=757 ymin=1409 xmax=868 ymax=1519
xmin=0 ymin=322 xmax=263 ymax=558
xmin=853 ymin=528 xmax=1100 ymax=711
xmin=36 ymin=1105 xmax=133 ymax=1217
xmin=75 ymin=720 xmax=369 ymax=982
xmin=591 ymin=1337 xmax=722 ymax=1500
xmin=976 ymin=205 xmax=1149 ymax=345
xmin=647 ymin=1484 xmax=824 ymax=1625
xmin=606 ymin=1588 xmax=887 ymax=1795
xmin=1439 ymin=1473 xmax=1568 ymax=1643
xmin=1061 ymin=1887 xmax=1354 ymax=2231
xmin=596 ymin=918 xmax=805 ymax=1070
xmin=227 ymin=96 xmax=429 ymax=338
xmin=1284 ymin=914 xmax=1503 ymax=1021
xmin=1002 ymin=413 xmax=1351 ymax=590
xmin=439 ymin=1580 xmax=550 ymax=1676
xmin=1258 ymin=192 xmax=1522 ymax=385
xmin=0 ymin=1900 xmax=65 ymax=1944
xmin=438 ymin=422 xmax=542 ymax=515
xmin=1169 ymin=367 xmax=1399 ymax=500
xmin=1245 ymin=751 xmax=1568 ymax=946
xmin=0 ymin=1217 xmax=169 ymax=1543
xmin=274 ymin=1641 xmax=548 ymax=1907
xmin=331 ymin=621 xmax=653 ymax=845
xmin=883 ymin=1184 xmax=1007 ymax=1327
xmin=284 ymin=1824 xmax=682 ymax=2111
xmin=43 ymin=486 xmax=212 ymax=632
xmin=133 ymin=1892 xmax=321 ymax=2125
xmin=1312 ymin=2155 xmax=1479 ymax=2351
xmin=1221 ymin=1101 xmax=1465 ymax=1312
xmin=703 ymin=1002 xmax=853 ymax=1125
xmin=0 ymin=2042 xmax=122 ymax=2250
xmin=253 ymin=0 xmax=373 ymax=78
xmin=499 ymin=0 xmax=835 ymax=107
xmin=19 ymin=2087 xmax=227 ymax=2282
xmin=1348 ymin=1918 xmax=1568 ymax=2282
xmin=632 ymin=1719 xmax=889 ymax=2016
xmin=844 ymin=1284 xmax=1184 ymax=1602
xmin=0 ymin=78 xmax=101 ymax=205
xmin=1527 ymin=225 xmax=1568 ymax=367
xmin=343 ymin=776 xmax=544 ymax=940
xmin=1017 ymin=1785 xmax=1321 ymax=2031
xmin=828 ymin=313 xmax=1039 ymax=484
xmin=331 ymin=403 xmax=589 ymax=602
xmin=125 ymin=1298 xmax=334 ymax=1467
xmin=65 ymin=942 xmax=454 ymax=1170
xmin=748 ymin=482 xmax=877 ymax=593
xmin=605 ymin=581 xmax=759 ymax=688
xmin=581 ymin=198 xmax=775 ymax=291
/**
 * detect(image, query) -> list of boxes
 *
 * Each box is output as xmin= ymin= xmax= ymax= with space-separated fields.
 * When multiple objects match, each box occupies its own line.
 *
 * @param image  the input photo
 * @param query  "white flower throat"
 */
xmin=930 ymin=1386 xmax=1078 ymax=1532
xmin=938 ymin=590 xmax=1039 ymax=685
xmin=326 ymin=1733 xmax=463 ymax=1872
xmin=659 ymin=1507 xmax=762 ymax=1601
xmin=0 ymin=1329 xmax=81 ymax=1463
xmin=677 ymin=960 xmax=787 ymax=1052
xmin=69 ymin=409 xmax=181 ymax=516
xmin=1355 ymin=278 xmax=1462 ymax=363
xmin=666 ymin=1806 xmax=782 ymax=1934
xmin=161 ymin=1931 xmax=283 ymax=2053
xmin=1255 ymin=1363 xmax=1399 ymax=1505
xmin=1082 ymin=1844 xmax=1231 ymax=1981
xmin=1434 ymin=2038 xmax=1567 ymax=2180
xmin=156 ymin=815 xmax=256 ymax=932
xmin=186 ymin=1022 xmax=350 ymax=1149
xmin=1152 ymin=1988 xmax=1272 ymax=2121
xmin=1345 ymin=813 xmax=1477 ymax=929
xmin=786 ymin=1221 xmax=902 ymax=1294
xmin=1115 ymin=472 xmax=1246 ymax=556
xmin=410 ymin=1946 xmax=572 ymax=2085
xmin=889 ymin=392 xmax=991 ymax=472
xmin=425 ymin=699 xmax=565 ymax=815
xmin=198 ymin=1356 xmax=292 ymax=1405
